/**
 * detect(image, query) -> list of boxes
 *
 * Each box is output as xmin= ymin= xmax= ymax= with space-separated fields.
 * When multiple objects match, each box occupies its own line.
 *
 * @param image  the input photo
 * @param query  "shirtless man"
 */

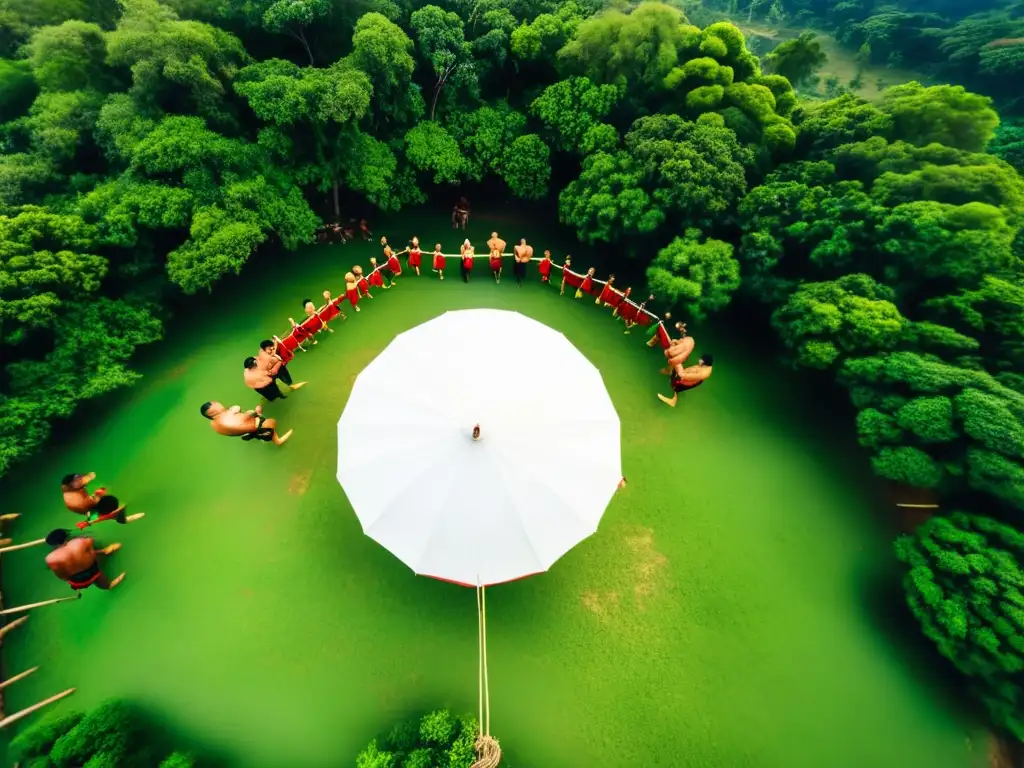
xmin=45 ymin=529 xmax=125 ymax=591
xmin=452 ymin=198 xmax=470 ymax=230
xmin=487 ymin=232 xmax=506 ymax=283
xmin=200 ymin=401 xmax=293 ymax=445
xmin=61 ymin=473 xmax=121 ymax=518
xmin=513 ymin=238 xmax=533 ymax=287
xmin=660 ymin=331 xmax=693 ymax=375
xmin=245 ymin=357 xmax=287 ymax=401
xmin=258 ymin=339 xmax=303 ymax=388
xmin=659 ymin=354 xmax=714 ymax=408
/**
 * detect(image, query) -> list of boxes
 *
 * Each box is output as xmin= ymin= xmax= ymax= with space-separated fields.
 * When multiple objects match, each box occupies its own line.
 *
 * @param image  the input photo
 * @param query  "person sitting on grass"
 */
xmin=45 ymin=529 xmax=125 ymax=591
xmin=200 ymin=401 xmax=293 ymax=445
xmin=659 ymin=354 xmax=714 ymax=408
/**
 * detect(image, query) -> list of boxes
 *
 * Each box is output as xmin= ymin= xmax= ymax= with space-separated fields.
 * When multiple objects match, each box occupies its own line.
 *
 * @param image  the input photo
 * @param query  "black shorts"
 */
xmin=95 ymin=495 xmax=120 ymax=515
xmin=381 ymin=268 xmax=395 ymax=281
xmin=256 ymin=382 xmax=284 ymax=401
xmin=514 ymin=261 xmax=526 ymax=277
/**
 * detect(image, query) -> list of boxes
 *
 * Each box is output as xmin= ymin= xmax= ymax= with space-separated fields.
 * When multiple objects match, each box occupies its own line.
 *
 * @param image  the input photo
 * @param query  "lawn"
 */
xmin=0 ymin=206 xmax=982 ymax=767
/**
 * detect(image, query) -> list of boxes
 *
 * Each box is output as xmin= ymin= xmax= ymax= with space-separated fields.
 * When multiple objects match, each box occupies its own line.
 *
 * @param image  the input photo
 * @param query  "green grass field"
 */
xmin=0 ymin=207 xmax=982 ymax=767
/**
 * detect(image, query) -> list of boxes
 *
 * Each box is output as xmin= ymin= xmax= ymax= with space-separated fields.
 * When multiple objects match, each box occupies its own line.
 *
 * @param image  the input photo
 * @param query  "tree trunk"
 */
xmin=431 ymin=82 xmax=442 ymax=121
xmin=295 ymin=28 xmax=315 ymax=66
xmin=332 ymin=177 xmax=340 ymax=219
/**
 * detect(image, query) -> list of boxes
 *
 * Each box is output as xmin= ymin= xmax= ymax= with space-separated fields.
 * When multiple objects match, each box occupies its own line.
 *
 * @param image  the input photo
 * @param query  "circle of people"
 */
xmin=40 ymin=227 xmax=712 ymax=595
xmin=199 ymin=224 xmax=714 ymax=447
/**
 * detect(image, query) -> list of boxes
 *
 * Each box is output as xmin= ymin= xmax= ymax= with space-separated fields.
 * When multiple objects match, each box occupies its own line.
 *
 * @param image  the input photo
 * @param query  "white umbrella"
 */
xmin=336 ymin=309 xmax=622 ymax=586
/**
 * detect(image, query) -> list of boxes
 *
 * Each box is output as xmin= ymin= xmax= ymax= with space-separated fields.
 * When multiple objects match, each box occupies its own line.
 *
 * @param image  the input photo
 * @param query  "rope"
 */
xmin=472 ymin=584 xmax=502 ymax=768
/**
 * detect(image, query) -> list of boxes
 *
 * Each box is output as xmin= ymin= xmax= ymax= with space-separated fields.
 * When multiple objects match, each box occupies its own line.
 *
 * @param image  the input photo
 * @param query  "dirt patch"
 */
xmin=624 ymin=528 xmax=669 ymax=607
xmin=581 ymin=590 xmax=621 ymax=621
xmin=580 ymin=525 xmax=669 ymax=621
xmin=288 ymin=468 xmax=313 ymax=496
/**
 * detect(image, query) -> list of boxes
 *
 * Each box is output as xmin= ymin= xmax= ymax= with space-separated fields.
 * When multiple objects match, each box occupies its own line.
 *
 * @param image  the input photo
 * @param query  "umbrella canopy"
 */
xmin=337 ymin=309 xmax=622 ymax=586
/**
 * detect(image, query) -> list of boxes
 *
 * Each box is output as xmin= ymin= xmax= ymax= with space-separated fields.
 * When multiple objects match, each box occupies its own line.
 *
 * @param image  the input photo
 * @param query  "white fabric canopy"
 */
xmin=336 ymin=309 xmax=622 ymax=586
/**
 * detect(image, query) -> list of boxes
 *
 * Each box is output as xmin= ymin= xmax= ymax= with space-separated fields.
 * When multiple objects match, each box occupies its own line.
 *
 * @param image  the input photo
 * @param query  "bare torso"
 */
xmin=210 ymin=407 xmax=259 ymax=437
xmin=46 ymin=537 xmax=96 ymax=579
xmin=244 ymin=367 xmax=273 ymax=390
xmin=257 ymin=349 xmax=281 ymax=376
xmin=63 ymin=489 xmax=96 ymax=514
xmin=488 ymin=237 xmax=506 ymax=256
xmin=515 ymin=244 xmax=533 ymax=263
xmin=677 ymin=365 xmax=712 ymax=384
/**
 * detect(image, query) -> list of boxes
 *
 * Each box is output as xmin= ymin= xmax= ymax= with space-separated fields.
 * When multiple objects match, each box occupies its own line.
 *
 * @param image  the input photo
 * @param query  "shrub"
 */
xmin=356 ymin=710 xmax=481 ymax=768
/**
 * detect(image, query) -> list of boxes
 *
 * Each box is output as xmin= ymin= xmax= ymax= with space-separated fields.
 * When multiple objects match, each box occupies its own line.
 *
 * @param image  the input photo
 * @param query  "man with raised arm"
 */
xmin=200 ymin=401 xmax=293 ymax=445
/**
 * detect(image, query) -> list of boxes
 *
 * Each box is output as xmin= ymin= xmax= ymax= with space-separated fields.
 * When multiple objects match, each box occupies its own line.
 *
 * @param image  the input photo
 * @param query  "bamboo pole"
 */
xmin=0 ymin=594 xmax=80 ymax=616
xmin=0 ymin=538 xmax=46 ymax=554
xmin=0 ymin=616 xmax=28 ymax=640
xmin=896 ymin=503 xmax=940 ymax=509
xmin=0 ymin=666 xmax=38 ymax=691
xmin=0 ymin=688 xmax=76 ymax=728
xmin=0 ymin=513 xmax=20 ymax=521
xmin=0 ymin=539 xmax=10 ymax=547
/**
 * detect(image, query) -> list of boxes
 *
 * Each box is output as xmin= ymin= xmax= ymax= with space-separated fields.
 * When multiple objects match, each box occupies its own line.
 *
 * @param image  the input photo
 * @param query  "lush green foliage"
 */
xmin=895 ymin=512 xmax=1024 ymax=739
xmin=355 ymin=709 xmax=478 ymax=768
xmin=9 ymin=700 xmax=196 ymax=767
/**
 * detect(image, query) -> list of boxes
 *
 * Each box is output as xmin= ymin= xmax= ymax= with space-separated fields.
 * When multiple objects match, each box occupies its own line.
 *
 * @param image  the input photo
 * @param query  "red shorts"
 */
xmin=409 ymin=249 xmax=421 ymax=267
xmin=346 ymin=287 xmax=359 ymax=307
xmin=433 ymin=253 xmax=446 ymax=269
xmin=539 ymin=263 xmax=552 ymax=281
xmin=462 ymin=257 xmax=473 ymax=270
xmin=657 ymin=323 xmax=671 ymax=349
xmin=369 ymin=270 xmax=383 ymax=287
xmin=598 ymin=285 xmax=616 ymax=304
xmin=387 ymin=256 xmax=402 ymax=275
xmin=357 ymin=277 xmax=370 ymax=296
xmin=619 ymin=303 xmax=639 ymax=322
xmin=563 ymin=270 xmax=583 ymax=288
xmin=608 ymin=292 xmax=625 ymax=308
xmin=581 ymin=277 xmax=594 ymax=294
xmin=489 ymin=256 xmax=502 ymax=270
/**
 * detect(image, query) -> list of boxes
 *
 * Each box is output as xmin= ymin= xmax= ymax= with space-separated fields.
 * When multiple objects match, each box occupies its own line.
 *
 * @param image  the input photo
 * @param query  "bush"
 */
xmin=10 ymin=700 xmax=199 ymax=768
xmin=357 ymin=710 xmax=481 ymax=768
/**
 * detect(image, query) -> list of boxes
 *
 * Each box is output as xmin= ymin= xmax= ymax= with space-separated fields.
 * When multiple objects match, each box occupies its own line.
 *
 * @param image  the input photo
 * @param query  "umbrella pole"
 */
xmin=471 ymin=584 xmax=501 ymax=768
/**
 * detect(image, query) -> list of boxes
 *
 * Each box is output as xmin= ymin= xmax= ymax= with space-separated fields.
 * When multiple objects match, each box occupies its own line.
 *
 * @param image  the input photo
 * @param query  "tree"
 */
xmin=770 ymin=274 xmax=905 ymax=369
xmin=25 ymin=19 xmax=108 ymax=92
xmin=881 ymin=81 xmax=999 ymax=153
xmin=895 ymin=512 xmax=1024 ymax=739
xmin=510 ymin=2 xmax=582 ymax=62
xmin=404 ymin=121 xmax=466 ymax=184
xmin=559 ymin=150 xmax=660 ymax=243
xmin=764 ymin=31 xmax=827 ymax=85
xmin=645 ymin=229 xmax=740 ymax=318
xmin=500 ymin=134 xmax=550 ymax=198
xmin=234 ymin=58 xmax=372 ymax=217
xmin=347 ymin=13 xmax=424 ymax=130
xmin=446 ymin=102 xmax=526 ymax=180
xmin=529 ymin=76 xmax=619 ymax=153
xmin=410 ymin=5 xmax=479 ymax=120
xmin=0 ymin=58 xmax=38 ymax=123
xmin=261 ymin=0 xmax=328 ymax=65
xmin=105 ymin=0 xmax=248 ymax=125
xmin=355 ymin=710 xmax=479 ymax=768
xmin=793 ymin=93 xmax=894 ymax=156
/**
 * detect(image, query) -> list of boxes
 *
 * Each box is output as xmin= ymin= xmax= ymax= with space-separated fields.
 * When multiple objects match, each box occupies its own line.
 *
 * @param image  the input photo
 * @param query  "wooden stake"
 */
xmin=0 ymin=539 xmax=10 ymax=547
xmin=0 ymin=538 xmax=46 ymax=554
xmin=0 ymin=688 xmax=75 ymax=728
xmin=896 ymin=503 xmax=940 ymax=509
xmin=0 ymin=513 xmax=20 ymax=521
xmin=0 ymin=616 xmax=28 ymax=640
xmin=0 ymin=666 xmax=39 ymax=691
xmin=0 ymin=594 xmax=80 ymax=615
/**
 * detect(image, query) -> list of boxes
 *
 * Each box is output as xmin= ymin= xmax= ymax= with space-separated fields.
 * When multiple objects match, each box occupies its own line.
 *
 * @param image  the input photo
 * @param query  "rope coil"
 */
xmin=472 ymin=584 xmax=502 ymax=768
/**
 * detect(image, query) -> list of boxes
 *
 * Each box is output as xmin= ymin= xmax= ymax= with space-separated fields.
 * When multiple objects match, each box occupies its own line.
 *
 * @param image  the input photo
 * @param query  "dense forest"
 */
xmin=1 ymin=0 xmax=1023 ymax=743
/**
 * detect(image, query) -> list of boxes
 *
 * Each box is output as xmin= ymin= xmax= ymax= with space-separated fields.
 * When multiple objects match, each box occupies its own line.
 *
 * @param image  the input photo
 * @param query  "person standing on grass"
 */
xmin=513 ymin=238 xmax=533 ymax=287
xmin=45 ymin=529 xmax=125 ymax=591
xmin=597 ymin=274 xmax=617 ymax=306
xmin=368 ymin=258 xmax=386 ymax=290
xmin=432 ymin=243 xmax=446 ymax=280
xmin=380 ymin=237 xmax=399 ymax=287
xmin=407 ymin=237 xmax=423 ymax=276
xmin=623 ymin=294 xmax=654 ymax=334
xmin=539 ymin=250 xmax=553 ymax=283
xmin=244 ymin=357 xmax=288 ymax=401
xmin=659 ymin=355 xmax=714 ymax=408
xmin=344 ymin=272 xmax=362 ymax=312
xmin=487 ymin=232 xmax=506 ymax=283
xmin=258 ymin=339 xmax=301 ymax=388
xmin=461 ymin=240 xmax=475 ymax=282
xmin=353 ymin=265 xmax=373 ymax=299
xmin=576 ymin=267 xmax=596 ymax=299
xmin=201 ymin=401 xmax=293 ymax=445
